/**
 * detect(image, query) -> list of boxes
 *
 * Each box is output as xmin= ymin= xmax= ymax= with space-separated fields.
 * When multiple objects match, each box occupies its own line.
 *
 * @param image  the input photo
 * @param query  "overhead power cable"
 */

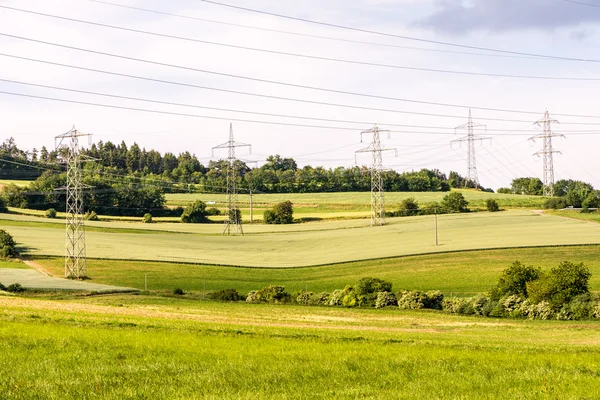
xmin=6 ymin=78 xmax=595 ymax=132
xmin=0 ymin=53 xmax=541 ymax=124
xmin=3 ymin=90 xmax=600 ymax=135
xmin=87 ymin=0 xmax=548 ymax=61
xmin=2 ymin=15 xmax=600 ymax=81
xmin=196 ymin=0 xmax=600 ymax=63
xmin=3 ymin=31 xmax=600 ymax=119
xmin=562 ymin=0 xmax=600 ymax=7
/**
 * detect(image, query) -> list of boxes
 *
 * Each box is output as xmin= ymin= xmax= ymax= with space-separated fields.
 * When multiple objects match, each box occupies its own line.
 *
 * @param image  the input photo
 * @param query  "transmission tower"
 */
xmin=451 ymin=109 xmax=489 ymax=188
xmin=55 ymin=126 xmax=92 ymax=279
xmin=530 ymin=110 xmax=563 ymax=197
xmin=355 ymin=125 xmax=397 ymax=226
xmin=212 ymin=123 xmax=251 ymax=235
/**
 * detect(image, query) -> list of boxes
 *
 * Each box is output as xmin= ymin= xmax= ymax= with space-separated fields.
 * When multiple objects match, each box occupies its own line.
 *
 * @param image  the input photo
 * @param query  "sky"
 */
xmin=1 ymin=0 xmax=600 ymax=190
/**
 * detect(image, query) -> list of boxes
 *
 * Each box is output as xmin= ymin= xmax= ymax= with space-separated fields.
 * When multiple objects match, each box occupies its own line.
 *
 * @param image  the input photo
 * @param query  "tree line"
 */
xmin=498 ymin=177 xmax=600 ymax=209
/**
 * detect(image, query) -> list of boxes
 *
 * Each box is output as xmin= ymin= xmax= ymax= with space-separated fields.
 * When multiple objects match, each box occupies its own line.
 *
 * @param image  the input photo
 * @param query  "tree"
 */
xmin=510 ymin=177 xmax=543 ymax=195
xmin=264 ymin=200 xmax=294 ymax=224
xmin=181 ymin=201 xmax=208 ymax=223
xmin=582 ymin=190 xmax=600 ymax=209
xmin=398 ymin=197 xmax=420 ymax=216
xmin=441 ymin=192 xmax=469 ymax=213
xmin=0 ymin=229 xmax=16 ymax=259
xmin=490 ymin=261 xmax=541 ymax=301
xmin=527 ymin=262 xmax=591 ymax=309
xmin=486 ymin=199 xmax=500 ymax=212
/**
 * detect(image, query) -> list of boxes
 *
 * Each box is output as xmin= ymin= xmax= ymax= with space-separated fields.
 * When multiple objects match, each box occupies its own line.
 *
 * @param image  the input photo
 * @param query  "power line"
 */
xmin=3 ymin=27 xmax=600 ymax=81
xmin=562 ymin=0 xmax=600 ymax=7
xmin=86 ymin=0 xmax=551 ymax=61
xmin=8 ymin=78 xmax=598 ymax=133
xmin=196 ymin=0 xmax=600 ymax=63
xmin=5 ymin=54 xmax=600 ymax=127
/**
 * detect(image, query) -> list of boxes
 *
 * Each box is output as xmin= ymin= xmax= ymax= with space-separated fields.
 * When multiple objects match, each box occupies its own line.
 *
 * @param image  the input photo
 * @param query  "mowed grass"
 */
xmin=33 ymin=245 xmax=600 ymax=295
xmin=1 ymin=296 xmax=600 ymax=399
xmin=548 ymin=209 xmax=600 ymax=224
xmin=2 ymin=210 xmax=600 ymax=267
xmin=166 ymin=189 xmax=546 ymax=210
xmin=0 ymin=179 xmax=33 ymax=187
xmin=0 ymin=260 xmax=27 ymax=269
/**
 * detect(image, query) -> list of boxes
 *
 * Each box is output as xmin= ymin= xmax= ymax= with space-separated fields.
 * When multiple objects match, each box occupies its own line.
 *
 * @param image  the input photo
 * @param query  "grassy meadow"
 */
xmin=1 ymin=296 xmax=600 ymax=399
xmin=2 ymin=210 xmax=600 ymax=267
xmin=30 ymin=245 xmax=600 ymax=295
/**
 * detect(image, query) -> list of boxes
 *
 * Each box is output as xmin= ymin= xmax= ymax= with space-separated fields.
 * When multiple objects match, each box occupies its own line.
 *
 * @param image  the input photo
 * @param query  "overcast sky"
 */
xmin=1 ymin=0 xmax=600 ymax=189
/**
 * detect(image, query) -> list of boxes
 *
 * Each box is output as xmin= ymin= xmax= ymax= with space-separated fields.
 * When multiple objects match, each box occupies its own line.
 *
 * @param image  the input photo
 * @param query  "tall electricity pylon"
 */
xmin=530 ymin=110 xmax=562 ymax=197
xmin=55 ymin=126 xmax=91 ymax=279
xmin=212 ymin=123 xmax=251 ymax=235
xmin=451 ymin=109 xmax=489 ymax=188
xmin=355 ymin=125 xmax=397 ymax=226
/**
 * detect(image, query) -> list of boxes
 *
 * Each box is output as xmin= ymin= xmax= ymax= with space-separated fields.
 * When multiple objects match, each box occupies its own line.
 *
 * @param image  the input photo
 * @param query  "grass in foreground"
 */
xmin=33 ymin=245 xmax=600 ymax=295
xmin=1 ymin=295 xmax=599 ymax=399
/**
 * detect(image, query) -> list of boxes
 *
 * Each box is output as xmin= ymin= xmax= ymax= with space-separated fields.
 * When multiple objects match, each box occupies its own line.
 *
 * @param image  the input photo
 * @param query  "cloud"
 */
xmin=418 ymin=0 xmax=600 ymax=34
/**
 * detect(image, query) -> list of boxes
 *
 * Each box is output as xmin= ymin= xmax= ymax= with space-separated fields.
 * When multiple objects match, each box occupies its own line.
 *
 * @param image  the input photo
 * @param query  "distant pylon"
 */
xmin=530 ymin=110 xmax=563 ymax=197
xmin=355 ymin=125 xmax=397 ymax=226
xmin=212 ymin=123 xmax=251 ymax=235
xmin=451 ymin=109 xmax=489 ymax=188
xmin=55 ymin=126 xmax=92 ymax=279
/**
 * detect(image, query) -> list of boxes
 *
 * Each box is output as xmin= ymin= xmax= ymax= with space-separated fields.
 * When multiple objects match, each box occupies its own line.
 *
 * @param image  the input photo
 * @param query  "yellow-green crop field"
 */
xmin=2 ymin=210 xmax=599 ymax=267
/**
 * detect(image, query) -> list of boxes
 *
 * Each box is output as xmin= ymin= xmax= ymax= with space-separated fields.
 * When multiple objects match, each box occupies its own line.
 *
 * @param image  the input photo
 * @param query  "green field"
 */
xmin=548 ymin=209 xmax=600 ymax=224
xmin=0 ymin=179 xmax=33 ymax=187
xmin=2 ymin=210 xmax=599 ymax=267
xmin=166 ymin=189 xmax=546 ymax=214
xmin=1 ymin=296 xmax=599 ymax=399
xmin=29 ymin=245 xmax=600 ymax=295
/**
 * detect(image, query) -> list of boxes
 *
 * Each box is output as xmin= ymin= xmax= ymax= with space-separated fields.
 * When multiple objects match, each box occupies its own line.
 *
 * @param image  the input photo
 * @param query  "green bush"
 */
xmin=0 ymin=229 xmax=17 ymax=259
xmin=295 ymin=290 xmax=314 ymax=305
xmin=181 ymin=201 xmax=208 ymax=223
xmin=486 ymin=199 xmax=500 ymax=212
xmin=0 ymin=282 xmax=6 ymax=291
xmin=308 ymin=292 xmax=330 ymax=306
xmin=442 ymin=297 xmax=475 ymax=315
xmin=6 ymin=283 xmax=24 ymax=293
xmin=527 ymin=262 xmax=591 ymax=311
xmin=328 ymin=289 xmax=343 ymax=306
xmin=564 ymin=293 xmax=596 ymax=320
xmin=355 ymin=277 xmax=392 ymax=296
xmin=84 ymin=211 xmax=99 ymax=221
xmin=210 ymin=289 xmax=242 ymax=302
xmin=375 ymin=291 xmax=398 ymax=309
xmin=206 ymin=207 xmax=221 ymax=216
xmin=250 ymin=285 xmax=291 ymax=304
xmin=397 ymin=197 xmax=420 ymax=217
xmin=246 ymin=291 xmax=259 ymax=303
xmin=490 ymin=261 xmax=541 ymax=301
xmin=173 ymin=288 xmax=184 ymax=295
xmin=264 ymin=201 xmax=294 ymax=224
xmin=441 ymin=192 xmax=469 ymax=213
xmin=45 ymin=208 xmax=57 ymax=218
xmin=397 ymin=291 xmax=429 ymax=310
xmin=142 ymin=213 xmax=153 ymax=223
xmin=397 ymin=290 xmax=444 ymax=310
xmin=543 ymin=197 xmax=566 ymax=210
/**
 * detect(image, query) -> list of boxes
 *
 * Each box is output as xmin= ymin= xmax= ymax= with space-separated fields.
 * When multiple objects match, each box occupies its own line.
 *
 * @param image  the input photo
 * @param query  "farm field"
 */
xmin=2 ymin=210 xmax=600 ymax=267
xmin=29 ymin=245 xmax=600 ymax=295
xmin=548 ymin=209 xmax=600 ymax=224
xmin=0 ymin=179 xmax=33 ymax=188
xmin=165 ymin=189 xmax=547 ymax=211
xmin=1 ymin=296 xmax=599 ymax=399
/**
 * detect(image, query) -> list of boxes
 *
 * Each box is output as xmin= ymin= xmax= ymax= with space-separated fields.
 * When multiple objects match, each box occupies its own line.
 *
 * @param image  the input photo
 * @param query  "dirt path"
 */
xmin=19 ymin=257 xmax=56 ymax=277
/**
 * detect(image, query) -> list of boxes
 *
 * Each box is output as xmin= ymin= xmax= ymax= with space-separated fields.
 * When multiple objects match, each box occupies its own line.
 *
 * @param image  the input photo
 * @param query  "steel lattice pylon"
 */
xmin=212 ymin=124 xmax=251 ymax=235
xmin=531 ymin=111 xmax=563 ymax=197
xmin=355 ymin=126 xmax=397 ymax=226
xmin=452 ymin=109 xmax=489 ymax=188
xmin=55 ymin=127 xmax=91 ymax=279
